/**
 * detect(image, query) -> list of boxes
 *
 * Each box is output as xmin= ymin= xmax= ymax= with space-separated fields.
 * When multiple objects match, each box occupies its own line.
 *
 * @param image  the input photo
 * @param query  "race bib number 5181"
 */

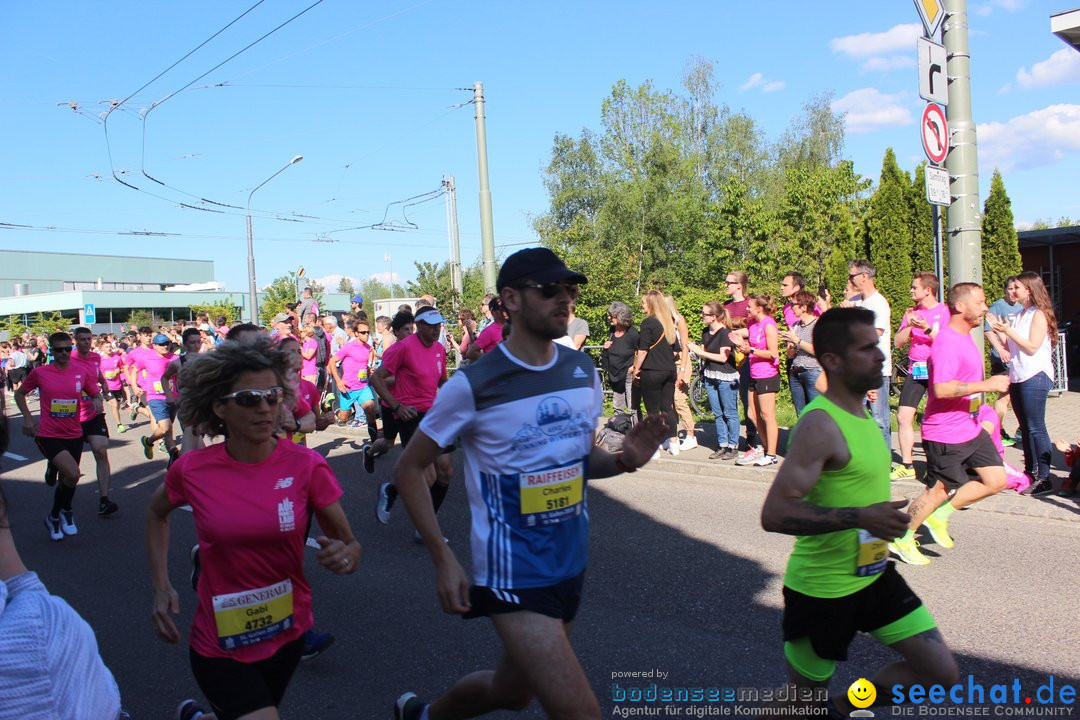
xmin=519 ymin=460 xmax=584 ymax=528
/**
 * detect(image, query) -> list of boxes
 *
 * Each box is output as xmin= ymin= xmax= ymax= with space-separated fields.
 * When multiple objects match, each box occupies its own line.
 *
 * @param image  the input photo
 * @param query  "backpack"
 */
xmin=313 ymin=327 xmax=329 ymax=367
xmin=595 ymin=413 xmax=634 ymax=453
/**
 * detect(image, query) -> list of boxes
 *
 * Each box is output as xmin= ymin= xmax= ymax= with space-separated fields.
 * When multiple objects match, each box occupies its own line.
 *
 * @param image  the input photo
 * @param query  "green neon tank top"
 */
xmin=782 ymin=394 xmax=891 ymax=598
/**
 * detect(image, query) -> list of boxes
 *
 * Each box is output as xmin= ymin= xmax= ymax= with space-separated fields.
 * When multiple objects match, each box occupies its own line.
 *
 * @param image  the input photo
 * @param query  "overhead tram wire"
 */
xmin=101 ymin=0 xmax=269 ymax=184
xmin=131 ymin=0 xmax=327 ymax=209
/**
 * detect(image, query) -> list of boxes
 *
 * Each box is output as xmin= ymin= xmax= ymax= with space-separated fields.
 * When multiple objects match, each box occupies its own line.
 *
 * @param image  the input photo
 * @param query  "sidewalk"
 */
xmin=647 ymin=389 xmax=1080 ymax=525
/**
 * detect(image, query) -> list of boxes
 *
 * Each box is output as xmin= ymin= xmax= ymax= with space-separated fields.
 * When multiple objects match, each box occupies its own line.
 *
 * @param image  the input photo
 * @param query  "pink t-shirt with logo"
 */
xmin=74 ymin=350 xmax=104 ymax=421
xmin=921 ymin=325 xmax=983 ymax=444
xmin=748 ymin=316 xmax=780 ymax=380
xmin=301 ymin=339 xmax=319 ymax=377
xmin=379 ymin=333 xmax=446 ymax=413
xmin=899 ymin=302 xmax=951 ymax=367
xmin=165 ymin=438 xmax=343 ymax=662
xmin=21 ymin=364 xmax=100 ymax=439
xmin=473 ymin=322 xmax=503 ymax=354
xmin=333 ymin=340 xmax=372 ymax=391
xmin=99 ymin=353 xmax=125 ymax=392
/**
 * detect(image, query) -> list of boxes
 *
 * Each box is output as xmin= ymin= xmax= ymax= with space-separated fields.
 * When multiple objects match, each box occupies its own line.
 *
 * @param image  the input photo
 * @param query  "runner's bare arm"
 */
xmin=761 ymin=410 xmax=909 ymax=540
xmin=395 ymin=430 xmax=470 ymax=614
xmin=145 ymin=485 xmax=181 ymax=644
xmin=12 ymin=388 xmax=37 ymax=436
xmin=313 ymin=501 xmax=361 ymax=574
xmin=933 ymin=375 xmax=1010 ymax=398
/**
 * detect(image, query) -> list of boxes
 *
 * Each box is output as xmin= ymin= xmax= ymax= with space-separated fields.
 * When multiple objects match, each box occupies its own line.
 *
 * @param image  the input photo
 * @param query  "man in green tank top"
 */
xmin=762 ymin=308 xmax=958 ymax=715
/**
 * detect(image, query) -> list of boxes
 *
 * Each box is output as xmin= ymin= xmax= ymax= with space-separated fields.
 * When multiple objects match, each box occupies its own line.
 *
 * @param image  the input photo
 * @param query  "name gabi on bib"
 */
xmin=519 ymin=460 xmax=584 ymax=528
xmin=212 ymin=579 xmax=294 ymax=650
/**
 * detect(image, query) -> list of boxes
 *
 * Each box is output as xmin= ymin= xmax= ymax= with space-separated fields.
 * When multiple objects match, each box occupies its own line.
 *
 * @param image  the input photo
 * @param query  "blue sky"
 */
xmin=2 ymin=0 xmax=1078 ymax=294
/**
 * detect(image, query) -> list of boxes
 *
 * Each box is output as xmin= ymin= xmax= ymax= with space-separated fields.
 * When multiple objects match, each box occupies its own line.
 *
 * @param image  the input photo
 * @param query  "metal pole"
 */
xmin=933 ymin=204 xmax=944 ymax=301
xmin=473 ymin=82 xmax=497 ymax=293
xmin=943 ymin=0 xmax=981 ymax=288
xmin=246 ymin=155 xmax=303 ymax=325
xmin=445 ymin=175 xmax=463 ymax=303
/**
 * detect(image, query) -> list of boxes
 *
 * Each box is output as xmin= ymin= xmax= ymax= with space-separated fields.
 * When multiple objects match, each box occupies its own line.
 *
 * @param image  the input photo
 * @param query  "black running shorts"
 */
xmin=189 ymin=637 xmax=303 ymax=720
xmin=464 ymin=570 xmax=586 ymax=623
xmin=782 ymin=562 xmax=923 ymax=662
xmin=922 ymin=430 xmax=1001 ymax=490
xmin=35 ymin=436 xmax=84 ymax=464
xmin=898 ymin=377 xmax=929 ymax=409
xmin=749 ymin=374 xmax=780 ymax=395
xmin=81 ymin=413 xmax=109 ymax=440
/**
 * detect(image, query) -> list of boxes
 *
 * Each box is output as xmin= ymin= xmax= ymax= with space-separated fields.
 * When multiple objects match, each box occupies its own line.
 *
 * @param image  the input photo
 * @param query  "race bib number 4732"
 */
xmin=212 ymin=579 xmax=294 ymax=650
xmin=519 ymin=460 xmax=584 ymax=528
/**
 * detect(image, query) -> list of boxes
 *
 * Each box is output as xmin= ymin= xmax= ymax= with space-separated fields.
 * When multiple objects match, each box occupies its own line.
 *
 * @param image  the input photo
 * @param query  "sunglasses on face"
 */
xmin=219 ymin=386 xmax=283 ymax=407
xmin=849 ymin=271 xmax=867 ymax=281
xmin=51 ymin=346 xmax=73 ymax=354
xmin=515 ymin=281 xmax=580 ymax=300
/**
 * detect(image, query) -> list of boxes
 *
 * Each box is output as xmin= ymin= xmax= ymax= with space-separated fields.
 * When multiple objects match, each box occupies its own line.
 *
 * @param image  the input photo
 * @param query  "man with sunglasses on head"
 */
xmin=14 ymin=332 xmax=103 ymax=541
xmin=390 ymin=248 xmax=669 ymax=720
xmin=371 ymin=306 xmax=451 ymax=529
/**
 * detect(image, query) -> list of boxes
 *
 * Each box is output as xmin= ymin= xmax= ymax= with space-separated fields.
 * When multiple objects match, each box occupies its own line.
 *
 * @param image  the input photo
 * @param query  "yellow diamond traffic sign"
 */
xmin=914 ymin=0 xmax=945 ymax=38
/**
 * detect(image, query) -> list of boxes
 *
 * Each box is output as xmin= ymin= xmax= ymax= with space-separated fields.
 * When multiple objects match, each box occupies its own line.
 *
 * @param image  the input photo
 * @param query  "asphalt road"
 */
xmin=2 ymin=410 xmax=1078 ymax=719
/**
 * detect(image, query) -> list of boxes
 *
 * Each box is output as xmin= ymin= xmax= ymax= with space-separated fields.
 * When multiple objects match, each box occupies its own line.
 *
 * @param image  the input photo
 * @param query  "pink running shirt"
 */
xmin=748 ymin=316 xmax=780 ymax=379
xmin=21 ymin=364 xmax=100 ymax=439
xmin=133 ymin=350 xmax=176 ymax=400
xmin=300 ymin=339 xmax=318 ymax=378
xmin=165 ymin=439 xmax=343 ymax=662
xmin=378 ymin=333 xmax=446 ymax=413
xmin=898 ymin=302 xmax=951 ymax=367
xmin=73 ymin=350 xmax=104 ymax=421
xmin=920 ymin=325 xmax=983 ymax=444
xmin=333 ymin=340 xmax=372 ymax=391
xmin=99 ymin=353 xmax=125 ymax=392
xmin=472 ymin=323 xmax=503 ymax=354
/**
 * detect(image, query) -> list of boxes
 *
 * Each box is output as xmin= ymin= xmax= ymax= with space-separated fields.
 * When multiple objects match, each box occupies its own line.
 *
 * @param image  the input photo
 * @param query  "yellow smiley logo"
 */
xmin=847 ymin=678 xmax=877 ymax=709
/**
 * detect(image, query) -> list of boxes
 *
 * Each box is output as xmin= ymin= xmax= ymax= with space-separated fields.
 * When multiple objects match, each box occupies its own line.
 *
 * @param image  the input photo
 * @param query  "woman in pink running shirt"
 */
xmin=146 ymin=336 xmax=361 ymax=720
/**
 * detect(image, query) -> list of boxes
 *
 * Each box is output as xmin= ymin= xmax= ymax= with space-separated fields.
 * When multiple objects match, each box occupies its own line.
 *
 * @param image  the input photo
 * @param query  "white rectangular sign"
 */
xmin=918 ymin=37 xmax=949 ymax=106
xmin=925 ymin=165 xmax=950 ymax=206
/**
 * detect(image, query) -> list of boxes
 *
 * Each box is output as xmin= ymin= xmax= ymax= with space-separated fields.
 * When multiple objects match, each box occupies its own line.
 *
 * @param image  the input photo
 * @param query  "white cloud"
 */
xmin=975 ymin=0 xmax=1028 ymax=16
xmin=831 ymin=88 xmax=915 ymax=134
xmin=830 ymin=24 xmax=922 ymax=58
xmin=862 ymin=56 xmax=916 ymax=73
xmin=740 ymin=72 xmax=764 ymax=91
xmin=739 ymin=72 xmax=784 ymax=94
xmin=977 ymin=104 xmax=1080 ymax=172
xmin=1016 ymin=49 xmax=1080 ymax=90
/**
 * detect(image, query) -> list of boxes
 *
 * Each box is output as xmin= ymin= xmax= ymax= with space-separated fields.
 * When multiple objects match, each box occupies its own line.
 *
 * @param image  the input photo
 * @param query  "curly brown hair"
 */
xmin=177 ymin=336 xmax=294 ymax=438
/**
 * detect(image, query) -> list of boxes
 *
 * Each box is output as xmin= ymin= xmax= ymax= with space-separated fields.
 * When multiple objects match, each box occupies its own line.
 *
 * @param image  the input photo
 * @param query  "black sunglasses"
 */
xmin=515 ymin=281 xmax=580 ymax=300
xmin=849 ymin=271 xmax=867 ymax=281
xmin=51 ymin=346 xmax=73 ymax=353
xmin=220 ymin=387 xmax=283 ymax=407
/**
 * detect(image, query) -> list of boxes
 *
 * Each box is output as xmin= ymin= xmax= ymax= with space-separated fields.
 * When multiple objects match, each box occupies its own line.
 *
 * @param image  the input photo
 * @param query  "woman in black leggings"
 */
xmin=632 ymin=289 xmax=680 ymax=455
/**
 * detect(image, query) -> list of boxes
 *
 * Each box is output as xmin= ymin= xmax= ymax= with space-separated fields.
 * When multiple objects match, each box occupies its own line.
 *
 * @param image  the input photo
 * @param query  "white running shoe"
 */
xmin=752 ymin=454 xmax=778 ymax=467
xmin=679 ymin=437 xmax=699 ymax=451
xmin=735 ymin=446 xmax=763 ymax=466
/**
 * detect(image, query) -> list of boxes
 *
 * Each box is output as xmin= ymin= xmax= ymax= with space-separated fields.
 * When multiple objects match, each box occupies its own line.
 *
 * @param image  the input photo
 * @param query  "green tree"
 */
xmin=259 ymin=272 xmax=303 ymax=326
xmin=189 ymin=300 xmax=240 ymax=324
xmin=981 ymin=170 xmax=1022 ymax=300
xmin=407 ymin=261 xmax=458 ymax=307
xmin=907 ymin=164 xmax=937 ymax=275
xmin=129 ymin=309 xmax=165 ymax=329
xmin=865 ymin=148 xmax=914 ymax=328
xmin=336 ymin=276 xmax=356 ymax=296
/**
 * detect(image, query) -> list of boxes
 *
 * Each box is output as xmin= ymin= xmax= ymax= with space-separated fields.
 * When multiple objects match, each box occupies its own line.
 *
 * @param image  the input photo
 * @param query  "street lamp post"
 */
xmin=246 ymin=155 xmax=303 ymax=324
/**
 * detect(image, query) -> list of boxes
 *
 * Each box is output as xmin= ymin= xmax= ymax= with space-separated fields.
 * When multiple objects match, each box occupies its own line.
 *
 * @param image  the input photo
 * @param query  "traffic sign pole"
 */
xmin=942 ymin=0 xmax=982 ymax=289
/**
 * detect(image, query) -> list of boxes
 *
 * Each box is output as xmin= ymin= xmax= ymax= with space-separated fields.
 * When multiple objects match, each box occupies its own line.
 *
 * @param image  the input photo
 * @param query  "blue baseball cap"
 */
xmin=351 ymin=295 xmax=364 ymax=305
xmin=152 ymin=333 xmax=170 ymax=345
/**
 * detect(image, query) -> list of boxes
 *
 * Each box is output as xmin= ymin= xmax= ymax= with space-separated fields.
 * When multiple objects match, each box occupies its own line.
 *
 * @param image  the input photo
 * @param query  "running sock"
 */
xmin=899 ymin=529 xmax=916 ymax=544
xmin=930 ymin=501 xmax=957 ymax=522
xmin=52 ymin=483 xmax=77 ymax=514
xmin=430 ymin=481 xmax=450 ymax=513
xmin=386 ymin=484 xmax=399 ymax=500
